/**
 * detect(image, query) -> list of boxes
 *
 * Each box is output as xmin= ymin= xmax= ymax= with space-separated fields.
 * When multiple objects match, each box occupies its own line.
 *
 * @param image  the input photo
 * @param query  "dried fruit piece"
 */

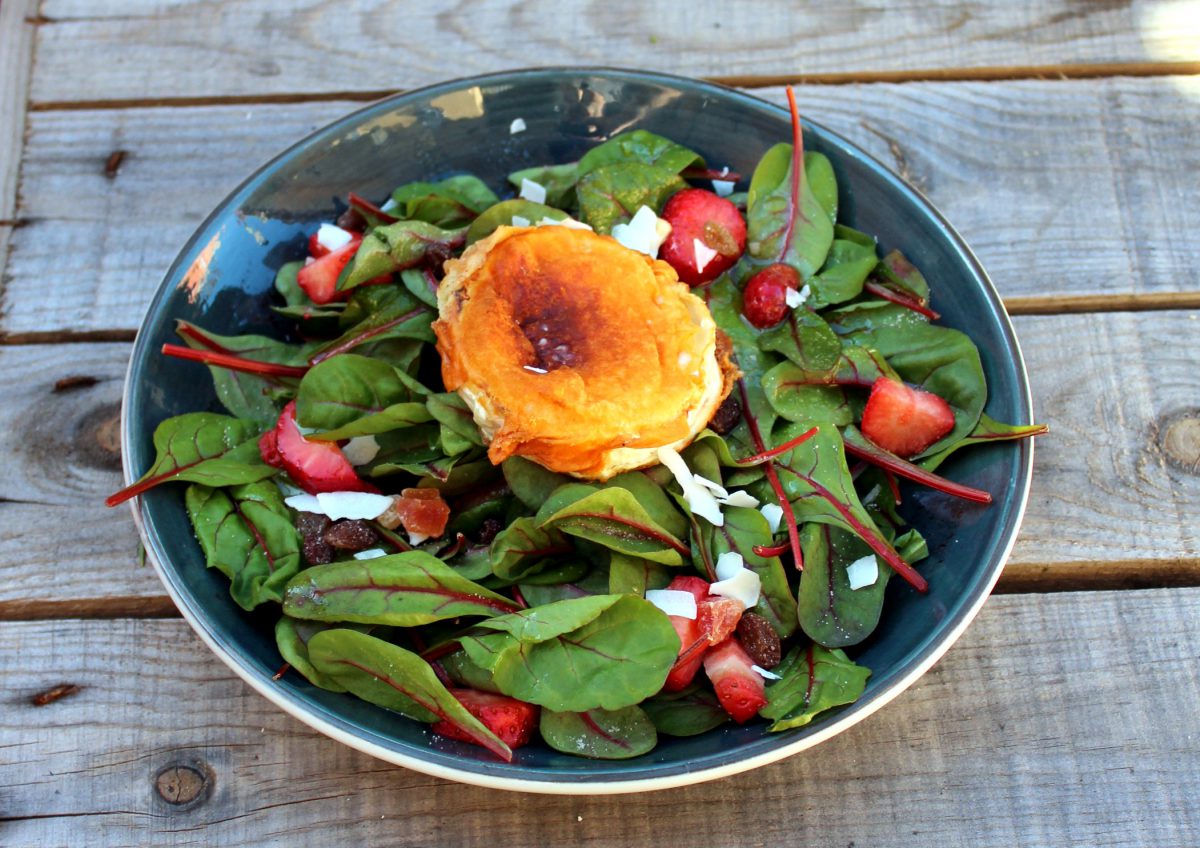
xmin=736 ymin=612 xmax=782 ymax=669
xmin=296 ymin=511 xmax=333 ymax=565
xmin=323 ymin=519 xmax=380 ymax=551
xmin=394 ymin=488 xmax=451 ymax=540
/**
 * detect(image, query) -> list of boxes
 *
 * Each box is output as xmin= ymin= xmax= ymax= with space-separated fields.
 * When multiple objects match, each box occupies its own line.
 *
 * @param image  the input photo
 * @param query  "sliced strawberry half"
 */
xmin=432 ymin=689 xmax=539 ymax=754
xmin=261 ymin=401 xmax=376 ymax=494
xmin=659 ymin=188 xmax=746 ymax=286
xmin=860 ymin=376 xmax=956 ymax=458
xmin=661 ymin=575 xmax=713 ymax=692
xmin=296 ymin=234 xmax=362 ymax=305
xmin=697 ymin=596 xmax=744 ymax=645
xmin=703 ymin=638 xmax=768 ymax=724
xmin=667 ymin=574 xmax=710 ymax=602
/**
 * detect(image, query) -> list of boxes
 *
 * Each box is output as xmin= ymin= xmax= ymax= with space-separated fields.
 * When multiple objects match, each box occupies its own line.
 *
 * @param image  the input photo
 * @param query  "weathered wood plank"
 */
xmin=28 ymin=0 xmax=1200 ymax=104
xmin=2 ymin=589 xmax=1197 ymax=845
xmin=6 ymin=77 xmax=1200 ymax=337
xmin=1 ymin=310 xmax=1197 ymax=614
xmin=0 ymin=0 xmax=36 ymax=220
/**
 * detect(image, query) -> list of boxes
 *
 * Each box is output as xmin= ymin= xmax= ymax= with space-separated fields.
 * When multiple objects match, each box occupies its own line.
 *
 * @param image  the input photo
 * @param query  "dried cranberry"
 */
xmin=742 ymin=263 xmax=800 ymax=329
xmin=336 ymin=207 xmax=366 ymax=232
xmin=296 ymin=511 xmax=333 ymax=565
xmin=323 ymin=519 xmax=379 ymax=551
xmin=708 ymin=393 xmax=742 ymax=435
xmin=736 ymin=613 xmax=782 ymax=668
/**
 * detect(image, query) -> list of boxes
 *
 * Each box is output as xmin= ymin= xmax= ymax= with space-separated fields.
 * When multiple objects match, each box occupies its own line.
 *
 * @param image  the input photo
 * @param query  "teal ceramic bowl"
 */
xmin=122 ymin=68 xmax=1035 ymax=793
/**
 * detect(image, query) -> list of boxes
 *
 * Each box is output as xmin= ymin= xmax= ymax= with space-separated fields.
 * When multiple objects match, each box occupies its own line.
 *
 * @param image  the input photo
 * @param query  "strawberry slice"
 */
xmin=703 ymin=638 xmax=768 ymax=724
xmin=860 ymin=376 xmax=956 ymax=458
xmin=432 ymin=689 xmax=539 ymax=753
xmin=697 ymin=596 xmax=744 ymax=645
xmin=296 ymin=234 xmax=362 ymax=305
xmin=307 ymin=231 xmax=330 ymax=258
xmin=667 ymin=574 xmax=710 ymax=602
xmin=661 ymin=575 xmax=713 ymax=692
xmin=260 ymin=401 xmax=376 ymax=494
xmin=659 ymin=188 xmax=746 ymax=286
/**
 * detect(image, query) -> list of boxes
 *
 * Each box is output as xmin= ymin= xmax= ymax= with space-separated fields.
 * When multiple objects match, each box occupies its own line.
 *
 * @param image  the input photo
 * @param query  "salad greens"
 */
xmin=108 ymin=92 xmax=1044 ymax=763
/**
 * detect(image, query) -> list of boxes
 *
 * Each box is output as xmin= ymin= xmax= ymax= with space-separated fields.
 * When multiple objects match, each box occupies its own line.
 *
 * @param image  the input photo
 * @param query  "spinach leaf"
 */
xmin=604 ymin=470 xmax=689 ymax=540
xmin=712 ymin=506 xmax=797 ymax=638
xmin=502 ymin=456 xmax=573 ymax=511
xmin=919 ymin=414 xmax=1049 ymax=472
xmin=507 ymin=162 xmax=579 ymax=209
xmin=746 ymin=145 xmax=834 ymax=279
xmin=540 ymin=706 xmax=658 ymax=759
xmin=426 ymin=392 xmax=484 ymax=447
xmin=342 ymin=221 xmax=466 ymax=289
xmin=762 ymin=361 xmax=854 ymax=427
xmin=308 ymin=629 xmax=512 ymax=761
xmin=797 ymin=523 xmax=892 ymax=648
xmin=465 ymin=199 xmax=569 ymax=244
xmin=282 ymin=552 xmax=520 ymax=625
xmin=577 ymin=130 xmax=702 ymax=176
xmin=389 ymin=175 xmax=498 ymax=228
xmin=186 ymin=480 xmax=301 ymax=610
xmin=808 ymin=238 xmax=878 ymax=308
xmin=608 ymin=552 xmax=670 ymax=595
xmin=460 ymin=594 xmax=680 ymax=711
xmin=539 ymin=486 xmax=689 ymax=565
xmin=761 ymin=644 xmax=872 ymax=732
xmin=706 ymin=275 xmax=781 ymax=445
xmin=316 ymin=285 xmax=435 ymax=354
xmin=295 ymin=354 xmax=432 ymax=439
xmin=758 ymin=306 xmax=842 ymax=372
xmin=275 ymin=616 xmax=371 ymax=693
xmin=643 ymin=684 xmax=730 ymax=737
xmin=577 ymin=162 xmax=686 ymax=234
xmin=399 ymin=267 xmax=439 ymax=308
xmin=489 ymin=517 xmax=573 ymax=582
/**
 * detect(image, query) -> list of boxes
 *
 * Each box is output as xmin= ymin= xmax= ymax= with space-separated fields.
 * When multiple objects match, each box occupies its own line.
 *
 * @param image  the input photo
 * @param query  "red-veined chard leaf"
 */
xmin=460 ymin=594 xmax=680 ymax=711
xmin=517 ymin=565 xmax=607 ymax=605
xmin=842 ymin=425 xmax=993 ymax=504
xmin=761 ymin=644 xmax=872 ymax=732
xmin=607 ymin=552 xmax=670 ymax=596
xmin=185 ymin=480 xmax=301 ymax=610
xmin=489 ymin=517 xmax=573 ymax=582
xmin=807 ymin=238 xmax=878 ymax=308
xmin=506 ymin=163 xmax=580 ymax=210
xmin=341 ymin=220 xmax=466 ymax=290
xmin=771 ymin=423 xmax=927 ymax=592
xmin=441 ymin=649 xmax=503 ymax=694
xmin=275 ymin=617 xmax=373 ymax=693
xmin=539 ymin=705 xmax=658 ymax=759
xmin=919 ymin=414 xmax=1049 ymax=473
xmin=576 ymin=162 xmax=686 ymax=234
xmin=307 ymin=628 xmax=512 ymax=761
xmin=502 ymin=456 xmax=574 ymax=511
xmin=399 ymin=267 xmax=439 ymax=308
xmin=359 ymin=424 xmax=443 ymax=477
xmin=797 ymin=522 xmax=893 ymax=648
xmin=389 ymin=174 xmax=498 ymax=228
xmin=106 ymin=413 xmax=274 ymax=506
xmin=538 ymin=486 xmax=689 ymax=565
xmin=759 ymin=305 xmax=843 ymax=372
xmin=295 ymin=353 xmax=432 ymax=440
xmin=465 ymin=199 xmax=568 ymax=244
xmin=746 ymin=145 xmax=834 ymax=280
xmin=426 ymin=392 xmax=484 ymax=449
xmin=576 ymin=129 xmax=703 ymax=177
xmin=762 ymin=361 xmax=854 ymax=427
xmin=604 ymin=470 xmax=690 ymax=541
xmin=282 ymin=551 xmax=520 ymax=626
xmin=642 ymin=683 xmax=730 ymax=737
xmin=175 ymin=320 xmax=313 ymax=427
xmin=712 ymin=505 xmax=798 ymax=639
xmin=312 ymin=285 xmax=435 ymax=360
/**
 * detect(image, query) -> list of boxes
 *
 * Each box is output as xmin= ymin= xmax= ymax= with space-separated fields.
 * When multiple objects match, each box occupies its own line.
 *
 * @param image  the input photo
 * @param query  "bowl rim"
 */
xmin=121 ymin=65 xmax=1035 ymax=794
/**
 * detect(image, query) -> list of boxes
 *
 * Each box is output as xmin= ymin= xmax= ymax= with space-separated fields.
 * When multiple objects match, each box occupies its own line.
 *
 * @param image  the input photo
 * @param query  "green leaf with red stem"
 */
xmin=919 ymin=413 xmax=1049 ymax=473
xmin=865 ymin=249 xmax=938 ymax=319
xmin=275 ymin=617 xmax=373 ymax=693
xmin=185 ymin=480 xmax=301 ymax=610
xmin=465 ymin=198 xmax=569 ymax=244
xmin=805 ymin=238 xmax=878 ymax=309
xmin=642 ymin=683 xmax=730 ymax=737
xmin=539 ymin=487 xmax=689 ymax=565
xmin=576 ymin=129 xmax=704 ymax=177
xmin=737 ymin=379 xmax=805 ymax=572
xmin=389 ymin=174 xmax=498 ymax=229
xmin=311 ymin=285 xmax=435 ymax=363
xmin=712 ymin=506 xmax=798 ymax=639
xmin=282 ymin=551 xmax=520 ymax=626
xmin=295 ymin=353 xmax=432 ymax=440
xmin=307 ymin=628 xmax=512 ymax=761
xmin=608 ymin=552 xmax=671 ymax=596
xmin=341 ymin=220 xmax=467 ymax=290
xmin=797 ymin=522 xmax=894 ymax=648
xmin=771 ymin=423 xmax=928 ymax=592
xmin=842 ymin=425 xmax=993 ymax=504
xmin=106 ymin=413 xmax=274 ymax=506
xmin=540 ymin=705 xmax=658 ymax=759
xmin=489 ymin=517 xmax=573 ymax=582
xmin=506 ymin=163 xmax=581 ymax=211
xmin=761 ymin=644 xmax=871 ymax=732
xmin=576 ymin=162 xmax=686 ymax=234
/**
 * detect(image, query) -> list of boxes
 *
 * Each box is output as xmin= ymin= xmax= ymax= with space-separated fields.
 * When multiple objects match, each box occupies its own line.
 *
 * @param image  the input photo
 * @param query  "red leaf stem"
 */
xmin=843 ymin=440 xmax=992 ymax=504
xmin=735 ymin=425 xmax=819 ymax=466
xmin=737 ymin=379 xmax=804 ymax=571
xmin=161 ymin=343 xmax=309 ymax=378
xmin=778 ymin=86 xmax=807 ymax=262
xmin=863 ymin=280 xmax=940 ymax=321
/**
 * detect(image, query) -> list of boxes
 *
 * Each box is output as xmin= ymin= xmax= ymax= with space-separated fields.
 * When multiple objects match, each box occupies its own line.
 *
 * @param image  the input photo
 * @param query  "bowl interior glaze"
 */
xmin=124 ymin=68 xmax=1034 ymax=792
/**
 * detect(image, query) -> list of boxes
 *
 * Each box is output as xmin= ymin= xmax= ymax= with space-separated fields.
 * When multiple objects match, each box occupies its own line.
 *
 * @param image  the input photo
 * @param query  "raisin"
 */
xmin=336 ymin=207 xmax=366 ymax=232
xmin=323 ymin=519 xmax=379 ymax=551
xmin=737 ymin=613 xmax=781 ymax=669
xmin=708 ymin=393 xmax=742 ymax=435
xmin=296 ymin=512 xmax=333 ymax=565
xmin=475 ymin=518 xmax=503 ymax=546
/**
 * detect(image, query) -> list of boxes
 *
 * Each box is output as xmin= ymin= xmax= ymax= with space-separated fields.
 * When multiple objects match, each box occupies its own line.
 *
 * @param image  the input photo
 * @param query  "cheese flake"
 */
xmin=751 ymin=664 xmax=782 ymax=680
xmin=657 ymin=446 xmax=724 ymax=526
xmin=645 ymin=589 xmax=698 ymax=620
xmin=509 ymin=117 xmax=527 ymax=134
xmin=342 ymin=435 xmax=380 ymax=466
xmin=693 ymin=238 xmax=719 ymax=273
xmin=760 ymin=503 xmax=784 ymax=533
xmin=510 ymin=215 xmax=531 ymax=227
xmin=846 ymin=554 xmax=880 ymax=590
xmin=537 ymin=216 xmax=592 ymax=230
xmin=519 ymin=178 xmax=547 ymax=203
xmin=316 ymin=223 xmax=354 ymax=252
xmin=715 ymin=551 xmax=745 ymax=581
xmin=710 ymin=566 xmax=761 ymax=608
xmin=718 ymin=490 xmax=760 ymax=509
xmin=712 ymin=179 xmax=736 ymax=197
xmin=353 ymin=548 xmax=388 ymax=560
xmin=612 ymin=206 xmax=670 ymax=257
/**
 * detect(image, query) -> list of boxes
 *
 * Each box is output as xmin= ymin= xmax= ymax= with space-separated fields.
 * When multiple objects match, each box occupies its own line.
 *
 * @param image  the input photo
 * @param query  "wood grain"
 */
xmin=1 ymin=310 xmax=1198 ymax=615
xmin=27 ymin=0 xmax=1200 ymax=104
xmin=0 ymin=0 xmax=36 ymax=292
xmin=2 ymin=588 xmax=1198 ymax=845
xmin=5 ymin=76 xmax=1200 ymax=337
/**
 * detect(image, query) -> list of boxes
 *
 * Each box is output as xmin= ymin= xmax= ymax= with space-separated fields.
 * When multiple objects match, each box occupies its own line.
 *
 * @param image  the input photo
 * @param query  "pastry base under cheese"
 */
xmin=433 ymin=225 xmax=736 ymax=480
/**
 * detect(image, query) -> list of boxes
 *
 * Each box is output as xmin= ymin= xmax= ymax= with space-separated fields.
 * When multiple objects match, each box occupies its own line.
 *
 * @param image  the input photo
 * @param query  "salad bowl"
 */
xmin=121 ymin=68 xmax=1035 ymax=793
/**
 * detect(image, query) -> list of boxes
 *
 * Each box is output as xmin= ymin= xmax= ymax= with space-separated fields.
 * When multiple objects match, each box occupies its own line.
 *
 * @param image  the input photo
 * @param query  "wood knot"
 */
xmin=76 ymin=401 xmax=123 ymax=471
xmin=1160 ymin=411 xmax=1200 ymax=474
xmin=154 ymin=762 xmax=212 ymax=808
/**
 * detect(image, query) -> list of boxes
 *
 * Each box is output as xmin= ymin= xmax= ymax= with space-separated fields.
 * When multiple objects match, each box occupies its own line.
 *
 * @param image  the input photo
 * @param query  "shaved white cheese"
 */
xmin=408 ymin=531 xmax=431 ymax=546
xmin=785 ymin=286 xmax=807 ymax=309
xmin=316 ymin=223 xmax=354 ymax=252
xmin=846 ymin=554 xmax=880 ymax=590
xmin=718 ymin=490 xmax=760 ymax=509
xmin=751 ymin=664 xmax=782 ymax=680
xmin=523 ymin=365 xmax=548 ymax=374
xmin=645 ymin=589 xmax=698 ymax=619
xmin=342 ymin=435 xmax=380 ymax=466
xmin=712 ymin=179 xmax=736 ymax=197
xmin=509 ymin=117 xmax=527 ymax=134
xmin=719 ymin=166 xmax=730 ymax=177
xmin=537 ymin=215 xmax=592 ymax=230
xmin=693 ymin=475 xmax=729 ymax=498
xmin=519 ymin=178 xmax=547 ymax=203
xmin=657 ymin=446 xmax=724 ymax=526
xmin=693 ymin=238 xmax=719 ymax=273
xmin=284 ymin=491 xmax=393 ymax=521
xmin=353 ymin=547 xmax=388 ymax=560
xmin=380 ymin=198 xmax=399 ymax=213
xmin=510 ymin=215 xmax=531 ymax=227
xmin=612 ymin=206 xmax=671 ymax=258
xmin=715 ymin=551 xmax=745 ymax=581
xmin=710 ymin=566 xmax=761 ymax=608
xmin=760 ymin=503 xmax=784 ymax=532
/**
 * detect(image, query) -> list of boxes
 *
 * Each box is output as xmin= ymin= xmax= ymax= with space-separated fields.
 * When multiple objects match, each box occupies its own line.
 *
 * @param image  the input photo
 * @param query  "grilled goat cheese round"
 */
xmin=433 ymin=225 xmax=736 ymax=480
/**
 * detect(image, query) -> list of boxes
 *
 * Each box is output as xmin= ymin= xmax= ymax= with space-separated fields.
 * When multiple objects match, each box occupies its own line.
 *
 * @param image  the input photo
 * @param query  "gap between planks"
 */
xmin=3 ymin=292 xmax=1199 ymax=346
xmin=24 ymin=61 xmax=1200 ymax=113
xmin=1 ymin=560 xmax=1197 ymax=622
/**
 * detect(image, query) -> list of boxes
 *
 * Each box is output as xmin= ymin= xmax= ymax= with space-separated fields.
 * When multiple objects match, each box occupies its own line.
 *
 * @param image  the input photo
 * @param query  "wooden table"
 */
xmin=3 ymin=2 xmax=1198 ymax=844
